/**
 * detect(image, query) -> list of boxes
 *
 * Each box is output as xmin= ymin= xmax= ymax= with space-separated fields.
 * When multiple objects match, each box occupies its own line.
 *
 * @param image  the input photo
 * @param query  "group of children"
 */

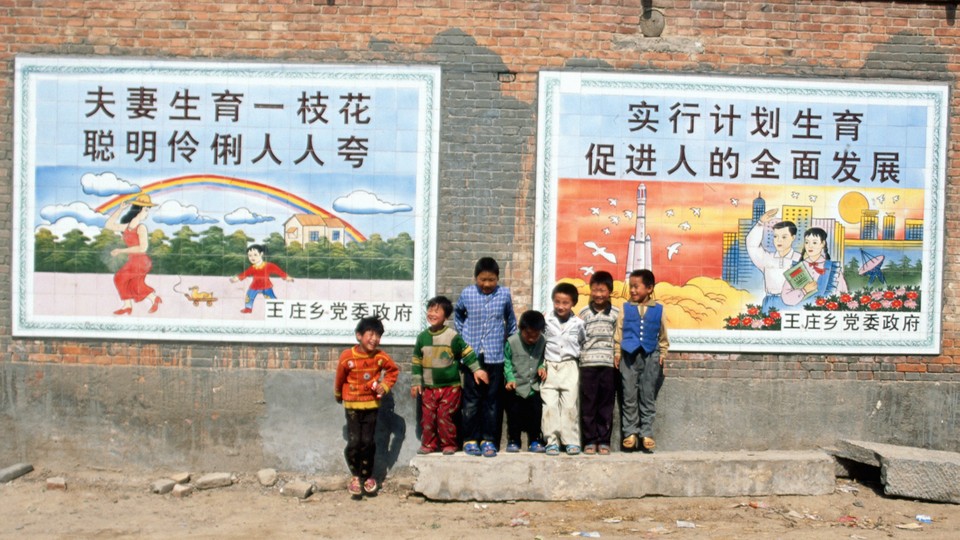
xmin=333 ymin=257 xmax=669 ymax=497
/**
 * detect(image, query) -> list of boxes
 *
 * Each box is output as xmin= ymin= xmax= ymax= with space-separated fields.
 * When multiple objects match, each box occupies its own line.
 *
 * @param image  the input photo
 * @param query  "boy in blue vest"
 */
xmin=615 ymin=269 xmax=669 ymax=453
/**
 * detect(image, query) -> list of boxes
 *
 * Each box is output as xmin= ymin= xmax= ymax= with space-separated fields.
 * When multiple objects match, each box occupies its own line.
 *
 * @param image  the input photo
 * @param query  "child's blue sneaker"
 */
xmin=528 ymin=441 xmax=545 ymax=453
xmin=565 ymin=445 xmax=581 ymax=456
xmin=505 ymin=441 xmax=521 ymax=453
xmin=463 ymin=441 xmax=481 ymax=456
xmin=480 ymin=440 xmax=498 ymax=458
xmin=545 ymin=444 xmax=560 ymax=456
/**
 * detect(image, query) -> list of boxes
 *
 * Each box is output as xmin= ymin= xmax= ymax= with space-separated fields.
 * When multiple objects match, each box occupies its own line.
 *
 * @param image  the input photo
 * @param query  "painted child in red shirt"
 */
xmin=334 ymin=316 xmax=400 ymax=498
xmin=230 ymin=244 xmax=293 ymax=314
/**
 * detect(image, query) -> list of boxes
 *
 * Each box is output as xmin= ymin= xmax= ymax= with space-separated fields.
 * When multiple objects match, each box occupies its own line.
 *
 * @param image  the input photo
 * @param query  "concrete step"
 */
xmin=411 ymin=450 xmax=835 ymax=501
xmin=831 ymin=440 xmax=960 ymax=503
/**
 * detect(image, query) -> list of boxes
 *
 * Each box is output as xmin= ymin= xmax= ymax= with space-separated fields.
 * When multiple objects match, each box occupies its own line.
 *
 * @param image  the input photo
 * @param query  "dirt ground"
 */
xmin=1 ymin=466 xmax=958 ymax=539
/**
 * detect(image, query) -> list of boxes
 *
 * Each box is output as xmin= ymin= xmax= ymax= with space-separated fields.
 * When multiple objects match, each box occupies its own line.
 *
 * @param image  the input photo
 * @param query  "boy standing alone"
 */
xmin=454 ymin=257 xmax=518 ymax=458
xmin=615 ymin=269 xmax=669 ymax=453
xmin=335 ymin=317 xmax=400 ymax=497
xmin=410 ymin=296 xmax=488 ymax=455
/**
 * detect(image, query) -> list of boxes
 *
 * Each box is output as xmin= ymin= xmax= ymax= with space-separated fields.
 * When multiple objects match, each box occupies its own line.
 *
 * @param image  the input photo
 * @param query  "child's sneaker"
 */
xmin=441 ymin=446 xmax=457 ymax=455
xmin=463 ymin=441 xmax=481 ymax=456
xmin=622 ymin=434 xmax=639 ymax=450
xmin=417 ymin=446 xmax=435 ymax=455
xmin=347 ymin=476 xmax=362 ymax=496
xmin=583 ymin=444 xmax=597 ymax=455
xmin=565 ymin=445 xmax=581 ymax=456
xmin=362 ymin=477 xmax=378 ymax=495
xmin=480 ymin=440 xmax=498 ymax=458
xmin=505 ymin=441 xmax=521 ymax=453
xmin=528 ymin=441 xmax=545 ymax=453
xmin=545 ymin=444 xmax=560 ymax=456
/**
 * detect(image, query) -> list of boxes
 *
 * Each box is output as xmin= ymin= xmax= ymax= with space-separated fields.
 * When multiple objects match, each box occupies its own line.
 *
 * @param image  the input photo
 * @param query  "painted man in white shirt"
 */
xmin=746 ymin=208 xmax=801 ymax=314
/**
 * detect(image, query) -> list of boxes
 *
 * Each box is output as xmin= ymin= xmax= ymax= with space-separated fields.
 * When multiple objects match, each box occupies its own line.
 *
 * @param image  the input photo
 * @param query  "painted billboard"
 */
xmin=535 ymin=72 xmax=948 ymax=354
xmin=13 ymin=57 xmax=440 ymax=344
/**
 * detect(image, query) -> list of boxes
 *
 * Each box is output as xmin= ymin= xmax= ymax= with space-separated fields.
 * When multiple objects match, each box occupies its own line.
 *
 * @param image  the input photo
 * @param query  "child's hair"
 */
xmin=804 ymin=227 xmax=830 ymax=260
xmin=772 ymin=221 xmax=798 ymax=237
xmin=552 ymin=282 xmax=579 ymax=305
xmin=247 ymin=244 xmax=266 ymax=255
xmin=355 ymin=316 xmax=384 ymax=336
xmin=474 ymin=257 xmax=500 ymax=277
xmin=629 ymin=269 xmax=656 ymax=288
xmin=427 ymin=295 xmax=453 ymax=318
xmin=518 ymin=310 xmax=546 ymax=332
xmin=589 ymin=270 xmax=614 ymax=291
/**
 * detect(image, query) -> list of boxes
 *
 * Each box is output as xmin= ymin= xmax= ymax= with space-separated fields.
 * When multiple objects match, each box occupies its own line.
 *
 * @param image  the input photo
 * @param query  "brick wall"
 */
xmin=1 ymin=0 xmax=959 ymax=381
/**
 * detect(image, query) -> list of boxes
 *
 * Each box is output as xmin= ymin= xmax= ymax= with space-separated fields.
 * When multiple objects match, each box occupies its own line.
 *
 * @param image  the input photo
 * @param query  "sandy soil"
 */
xmin=1 ymin=467 xmax=957 ymax=539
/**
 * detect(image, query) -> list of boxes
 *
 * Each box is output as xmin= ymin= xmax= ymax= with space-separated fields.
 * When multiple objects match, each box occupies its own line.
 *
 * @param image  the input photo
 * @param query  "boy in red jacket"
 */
xmin=335 ymin=316 xmax=399 ymax=498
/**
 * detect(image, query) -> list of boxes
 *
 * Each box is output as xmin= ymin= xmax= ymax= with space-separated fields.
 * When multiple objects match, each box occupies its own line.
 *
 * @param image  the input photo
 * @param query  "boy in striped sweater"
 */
xmin=411 ymin=296 xmax=488 ymax=455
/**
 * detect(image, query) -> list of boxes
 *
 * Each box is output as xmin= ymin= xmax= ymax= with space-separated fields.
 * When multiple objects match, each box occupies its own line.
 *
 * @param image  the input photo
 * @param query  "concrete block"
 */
xmin=411 ymin=451 xmax=834 ymax=501
xmin=257 ymin=468 xmax=278 ymax=487
xmin=169 ymin=472 xmax=191 ymax=484
xmin=45 ymin=477 xmax=67 ymax=491
xmin=0 ymin=463 xmax=34 ymax=483
xmin=151 ymin=479 xmax=176 ymax=494
xmin=834 ymin=440 xmax=960 ymax=503
xmin=280 ymin=480 xmax=315 ymax=499
xmin=194 ymin=472 xmax=235 ymax=490
xmin=171 ymin=484 xmax=193 ymax=498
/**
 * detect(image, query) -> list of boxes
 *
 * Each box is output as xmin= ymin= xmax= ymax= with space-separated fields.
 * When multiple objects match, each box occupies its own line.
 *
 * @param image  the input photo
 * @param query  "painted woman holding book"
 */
xmin=781 ymin=227 xmax=848 ymax=308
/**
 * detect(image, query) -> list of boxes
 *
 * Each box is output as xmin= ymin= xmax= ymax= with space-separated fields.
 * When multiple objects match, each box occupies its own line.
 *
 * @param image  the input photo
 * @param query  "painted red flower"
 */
xmin=906 ymin=291 xmax=919 ymax=300
xmin=840 ymin=294 xmax=852 ymax=303
xmin=883 ymin=290 xmax=896 ymax=300
xmin=826 ymin=302 xmax=839 ymax=310
xmin=763 ymin=317 xmax=774 ymax=326
xmin=728 ymin=317 xmax=740 ymax=326
xmin=869 ymin=301 xmax=882 ymax=310
xmin=859 ymin=295 xmax=872 ymax=304
xmin=815 ymin=297 xmax=826 ymax=306
xmin=769 ymin=311 xmax=781 ymax=320
xmin=742 ymin=316 xmax=753 ymax=326
xmin=892 ymin=299 xmax=903 ymax=309
xmin=747 ymin=306 xmax=760 ymax=316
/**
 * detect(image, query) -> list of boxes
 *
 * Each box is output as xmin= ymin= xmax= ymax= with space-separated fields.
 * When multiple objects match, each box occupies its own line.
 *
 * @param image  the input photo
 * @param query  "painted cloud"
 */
xmin=332 ymin=190 xmax=412 ymax=215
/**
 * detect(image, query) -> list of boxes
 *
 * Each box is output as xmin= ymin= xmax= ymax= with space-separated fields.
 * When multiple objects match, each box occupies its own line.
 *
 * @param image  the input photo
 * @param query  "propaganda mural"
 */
xmin=13 ymin=57 xmax=440 ymax=344
xmin=535 ymin=72 xmax=948 ymax=354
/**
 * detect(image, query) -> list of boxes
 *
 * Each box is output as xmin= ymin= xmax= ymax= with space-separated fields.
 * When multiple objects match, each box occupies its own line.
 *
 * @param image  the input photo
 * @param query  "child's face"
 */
xmin=803 ymin=235 xmax=825 ymax=261
xmin=247 ymin=249 xmax=263 ymax=265
xmin=426 ymin=304 xmax=447 ymax=329
xmin=355 ymin=330 xmax=382 ymax=353
xmin=590 ymin=283 xmax=612 ymax=309
xmin=772 ymin=227 xmax=795 ymax=256
xmin=552 ymin=292 xmax=575 ymax=319
xmin=629 ymin=276 xmax=654 ymax=303
xmin=520 ymin=327 xmax=542 ymax=345
xmin=475 ymin=270 xmax=499 ymax=295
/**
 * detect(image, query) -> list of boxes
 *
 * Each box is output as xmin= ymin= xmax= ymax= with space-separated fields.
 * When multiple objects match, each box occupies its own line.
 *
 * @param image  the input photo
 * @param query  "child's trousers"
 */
xmin=619 ymin=348 xmax=663 ymax=438
xmin=420 ymin=386 xmax=461 ymax=451
xmin=344 ymin=408 xmax=378 ymax=479
xmin=540 ymin=360 xmax=580 ymax=447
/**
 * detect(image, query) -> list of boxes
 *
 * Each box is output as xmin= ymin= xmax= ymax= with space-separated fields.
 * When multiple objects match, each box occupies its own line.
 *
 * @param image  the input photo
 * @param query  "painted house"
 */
xmin=283 ymin=214 xmax=350 ymax=247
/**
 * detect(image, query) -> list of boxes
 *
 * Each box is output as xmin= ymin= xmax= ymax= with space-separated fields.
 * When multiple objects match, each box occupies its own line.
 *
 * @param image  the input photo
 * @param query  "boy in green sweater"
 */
xmin=503 ymin=310 xmax=548 ymax=453
xmin=410 ymin=296 xmax=488 ymax=455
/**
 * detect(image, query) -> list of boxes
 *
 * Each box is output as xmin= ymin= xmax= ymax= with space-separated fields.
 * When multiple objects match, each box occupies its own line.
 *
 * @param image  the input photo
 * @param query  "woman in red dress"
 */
xmin=105 ymin=194 xmax=162 ymax=315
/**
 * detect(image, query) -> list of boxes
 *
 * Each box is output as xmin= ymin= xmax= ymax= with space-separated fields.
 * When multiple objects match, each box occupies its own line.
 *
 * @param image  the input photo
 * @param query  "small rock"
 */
xmin=169 ymin=472 xmax=191 ymax=484
xmin=312 ymin=476 xmax=346 ymax=492
xmin=171 ymin=484 xmax=193 ymax=498
xmin=46 ymin=477 xmax=67 ymax=491
xmin=195 ymin=472 xmax=234 ymax=490
xmin=151 ymin=479 xmax=176 ymax=495
xmin=257 ymin=468 xmax=278 ymax=487
xmin=0 ymin=463 xmax=34 ymax=483
xmin=280 ymin=480 xmax=315 ymax=499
